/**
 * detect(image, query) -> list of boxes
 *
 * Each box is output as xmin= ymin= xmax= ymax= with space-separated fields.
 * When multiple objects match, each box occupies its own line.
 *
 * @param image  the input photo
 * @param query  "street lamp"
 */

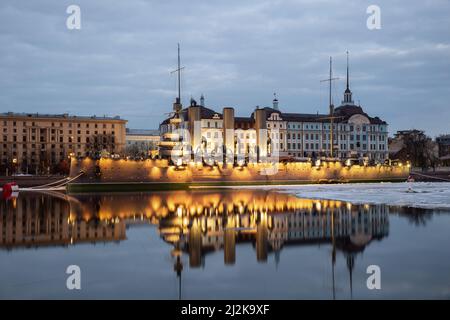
xmin=12 ymin=158 xmax=18 ymax=175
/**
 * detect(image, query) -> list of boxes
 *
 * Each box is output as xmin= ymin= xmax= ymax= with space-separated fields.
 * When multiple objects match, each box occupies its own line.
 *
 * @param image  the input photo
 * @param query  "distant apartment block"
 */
xmin=0 ymin=112 xmax=127 ymax=174
xmin=125 ymin=128 xmax=160 ymax=153
xmin=436 ymin=134 xmax=450 ymax=165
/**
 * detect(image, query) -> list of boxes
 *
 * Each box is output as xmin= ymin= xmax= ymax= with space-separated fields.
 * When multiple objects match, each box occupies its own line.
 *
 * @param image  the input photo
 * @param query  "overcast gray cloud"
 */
xmin=0 ymin=0 xmax=449 ymax=136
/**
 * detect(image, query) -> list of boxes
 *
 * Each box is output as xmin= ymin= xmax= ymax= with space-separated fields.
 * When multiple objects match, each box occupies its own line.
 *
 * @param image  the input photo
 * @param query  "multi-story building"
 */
xmin=0 ymin=112 xmax=127 ymax=174
xmin=436 ymin=134 xmax=450 ymax=165
xmin=159 ymin=64 xmax=389 ymax=163
xmin=125 ymin=128 xmax=160 ymax=156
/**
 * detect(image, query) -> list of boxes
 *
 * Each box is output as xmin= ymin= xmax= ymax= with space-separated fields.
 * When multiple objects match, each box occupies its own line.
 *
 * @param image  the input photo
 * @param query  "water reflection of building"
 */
xmin=1 ymin=190 xmax=388 ymax=259
xmin=1 ymin=190 xmax=389 ymax=299
xmin=159 ymin=197 xmax=389 ymax=267
xmin=0 ymin=193 xmax=125 ymax=249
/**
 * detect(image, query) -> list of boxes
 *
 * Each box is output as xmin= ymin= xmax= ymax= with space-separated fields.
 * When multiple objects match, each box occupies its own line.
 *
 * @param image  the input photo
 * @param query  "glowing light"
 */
xmin=315 ymin=159 xmax=321 ymax=168
xmin=177 ymin=206 xmax=183 ymax=217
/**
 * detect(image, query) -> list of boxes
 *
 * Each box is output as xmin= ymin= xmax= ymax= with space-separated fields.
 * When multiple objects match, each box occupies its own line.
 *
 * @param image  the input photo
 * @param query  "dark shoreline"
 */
xmin=1 ymin=171 xmax=448 ymax=192
xmin=0 ymin=176 xmax=66 ymax=187
xmin=410 ymin=171 xmax=450 ymax=182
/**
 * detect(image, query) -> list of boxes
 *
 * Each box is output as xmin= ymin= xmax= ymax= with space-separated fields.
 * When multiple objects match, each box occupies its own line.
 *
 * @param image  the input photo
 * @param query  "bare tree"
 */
xmin=85 ymin=134 xmax=116 ymax=158
xmin=391 ymin=130 xmax=439 ymax=170
xmin=124 ymin=143 xmax=148 ymax=158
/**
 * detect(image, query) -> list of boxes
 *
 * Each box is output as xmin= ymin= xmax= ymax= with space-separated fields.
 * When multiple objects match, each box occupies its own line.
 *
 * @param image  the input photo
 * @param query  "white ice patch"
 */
xmin=229 ymin=182 xmax=450 ymax=209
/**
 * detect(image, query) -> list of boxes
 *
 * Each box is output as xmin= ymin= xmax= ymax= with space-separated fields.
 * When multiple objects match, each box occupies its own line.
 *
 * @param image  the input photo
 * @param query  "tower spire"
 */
xmin=343 ymin=50 xmax=354 ymax=105
xmin=200 ymin=93 xmax=205 ymax=106
xmin=346 ymin=50 xmax=349 ymax=90
xmin=272 ymin=92 xmax=279 ymax=110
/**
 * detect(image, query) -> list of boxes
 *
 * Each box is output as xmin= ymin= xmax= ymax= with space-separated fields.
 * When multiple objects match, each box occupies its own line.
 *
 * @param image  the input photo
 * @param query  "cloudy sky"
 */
xmin=0 ymin=0 xmax=449 ymax=136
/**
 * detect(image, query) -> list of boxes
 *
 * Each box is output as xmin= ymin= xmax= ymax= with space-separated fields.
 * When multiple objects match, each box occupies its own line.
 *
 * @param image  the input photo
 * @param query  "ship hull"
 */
xmin=68 ymin=157 xmax=410 ymax=193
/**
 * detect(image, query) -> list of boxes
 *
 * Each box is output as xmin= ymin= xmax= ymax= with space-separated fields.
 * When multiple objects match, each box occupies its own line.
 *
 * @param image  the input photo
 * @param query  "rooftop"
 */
xmin=126 ymin=128 xmax=160 ymax=136
xmin=0 ymin=112 xmax=126 ymax=122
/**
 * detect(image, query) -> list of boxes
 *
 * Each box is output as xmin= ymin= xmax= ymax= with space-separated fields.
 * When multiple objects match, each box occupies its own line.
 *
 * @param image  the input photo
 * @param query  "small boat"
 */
xmin=2 ymin=182 xmax=19 ymax=199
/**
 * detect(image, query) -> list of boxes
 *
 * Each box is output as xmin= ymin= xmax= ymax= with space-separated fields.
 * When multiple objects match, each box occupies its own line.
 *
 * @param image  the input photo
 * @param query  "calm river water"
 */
xmin=1 ymin=189 xmax=449 ymax=299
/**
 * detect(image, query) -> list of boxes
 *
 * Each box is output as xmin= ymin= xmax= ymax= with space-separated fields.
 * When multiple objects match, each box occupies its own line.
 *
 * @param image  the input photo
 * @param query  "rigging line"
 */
xmin=20 ymin=171 xmax=84 ymax=191
xmin=26 ymin=177 xmax=70 ymax=189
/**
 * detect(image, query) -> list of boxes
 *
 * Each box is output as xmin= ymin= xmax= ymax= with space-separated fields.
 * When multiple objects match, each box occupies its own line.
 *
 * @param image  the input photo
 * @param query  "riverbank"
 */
xmin=410 ymin=170 xmax=450 ymax=182
xmin=0 ymin=175 xmax=67 ymax=188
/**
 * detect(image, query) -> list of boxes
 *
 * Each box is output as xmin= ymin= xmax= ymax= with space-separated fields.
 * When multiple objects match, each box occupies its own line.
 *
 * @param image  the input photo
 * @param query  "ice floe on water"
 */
xmin=230 ymin=182 xmax=450 ymax=209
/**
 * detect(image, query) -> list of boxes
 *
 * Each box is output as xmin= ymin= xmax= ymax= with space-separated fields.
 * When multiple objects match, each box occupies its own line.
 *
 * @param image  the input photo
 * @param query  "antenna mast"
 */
xmin=171 ymin=43 xmax=185 ymax=104
xmin=177 ymin=43 xmax=181 ymax=102
xmin=321 ymin=57 xmax=339 ymax=158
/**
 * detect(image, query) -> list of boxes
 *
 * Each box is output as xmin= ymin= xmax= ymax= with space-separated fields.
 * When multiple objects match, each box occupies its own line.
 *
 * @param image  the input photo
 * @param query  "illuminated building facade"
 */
xmin=159 ymin=67 xmax=388 ymax=163
xmin=0 ymin=112 xmax=127 ymax=174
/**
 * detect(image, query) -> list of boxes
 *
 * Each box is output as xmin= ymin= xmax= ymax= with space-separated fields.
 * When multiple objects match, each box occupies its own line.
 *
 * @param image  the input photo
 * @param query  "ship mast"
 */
xmin=321 ymin=57 xmax=339 ymax=158
xmin=171 ymin=43 xmax=185 ymax=106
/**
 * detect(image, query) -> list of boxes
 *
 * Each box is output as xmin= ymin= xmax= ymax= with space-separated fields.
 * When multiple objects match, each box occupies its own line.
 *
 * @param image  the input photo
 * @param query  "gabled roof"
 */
xmin=180 ymin=105 xmax=222 ymax=121
xmin=160 ymin=105 xmax=222 ymax=126
xmin=282 ymin=113 xmax=329 ymax=122
xmin=0 ymin=112 xmax=126 ymax=122
xmin=160 ymin=103 xmax=387 ymax=126
xmin=235 ymin=116 xmax=253 ymax=123
xmin=334 ymin=105 xmax=387 ymax=125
